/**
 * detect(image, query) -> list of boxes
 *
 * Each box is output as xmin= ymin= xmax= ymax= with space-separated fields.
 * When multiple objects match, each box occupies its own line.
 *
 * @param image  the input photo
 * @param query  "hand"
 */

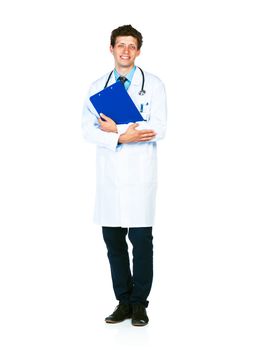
xmin=119 ymin=123 xmax=156 ymax=144
xmin=98 ymin=113 xmax=117 ymax=133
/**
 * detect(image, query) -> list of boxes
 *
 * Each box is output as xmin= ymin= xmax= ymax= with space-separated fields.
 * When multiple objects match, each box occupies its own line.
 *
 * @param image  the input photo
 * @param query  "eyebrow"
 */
xmin=117 ymin=43 xmax=137 ymax=49
xmin=116 ymin=41 xmax=136 ymax=46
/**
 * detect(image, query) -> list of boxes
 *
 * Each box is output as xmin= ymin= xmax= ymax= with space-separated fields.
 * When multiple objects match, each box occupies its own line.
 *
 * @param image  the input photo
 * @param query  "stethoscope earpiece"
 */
xmin=139 ymin=90 xmax=146 ymax=96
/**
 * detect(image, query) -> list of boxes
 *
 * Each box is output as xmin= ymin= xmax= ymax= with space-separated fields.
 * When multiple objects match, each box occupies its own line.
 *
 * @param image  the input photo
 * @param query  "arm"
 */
xmin=98 ymin=114 xmax=156 ymax=143
xmin=81 ymin=88 xmax=120 ymax=152
xmin=82 ymin=98 xmax=156 ymax=148
xmin=118 ymin=123 xmax=156 ymax=144
xmin=113 ymin=81 xmax=167 ymax=144
xmin=82 ymin=79 xmax=166 ymax=148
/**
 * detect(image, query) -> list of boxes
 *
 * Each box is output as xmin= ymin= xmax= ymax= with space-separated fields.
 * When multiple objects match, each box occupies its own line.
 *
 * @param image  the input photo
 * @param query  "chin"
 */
xmin=119 ymin=62 xmax=132 ymax=68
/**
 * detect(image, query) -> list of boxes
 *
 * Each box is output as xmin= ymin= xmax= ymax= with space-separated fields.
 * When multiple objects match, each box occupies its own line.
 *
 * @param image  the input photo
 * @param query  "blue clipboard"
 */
xmin=89 ymin=81 xmax=144 ymax=125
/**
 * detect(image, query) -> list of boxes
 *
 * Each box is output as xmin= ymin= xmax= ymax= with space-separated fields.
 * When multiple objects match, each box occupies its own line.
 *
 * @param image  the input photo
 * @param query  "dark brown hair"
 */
xmin=110 ymin=24 xmax=143 ymax=50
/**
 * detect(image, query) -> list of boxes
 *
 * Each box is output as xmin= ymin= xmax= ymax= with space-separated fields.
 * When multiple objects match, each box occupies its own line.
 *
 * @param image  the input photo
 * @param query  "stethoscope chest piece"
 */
xmin=139 ymin=89 xmax=146 ymax=96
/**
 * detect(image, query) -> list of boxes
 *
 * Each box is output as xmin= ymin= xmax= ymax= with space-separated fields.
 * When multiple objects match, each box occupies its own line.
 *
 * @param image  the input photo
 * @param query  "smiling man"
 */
xmin=82 ymin=25 xmax=167 ymax=326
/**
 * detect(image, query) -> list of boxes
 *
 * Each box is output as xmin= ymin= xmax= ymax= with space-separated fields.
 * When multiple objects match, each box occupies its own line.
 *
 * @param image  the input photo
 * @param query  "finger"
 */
xmin=139 ymin=129 xmax=155 ymax=135
xmin=99 ymin=113 xmax=107 ymax=121
xmin=100 ymin=113 xmax=110 ymax=121
xmin=140 ymin=136 xmax=155 ymax=141
xmin=139 ymin=132 xmax=156 ymax=138
xmin=129 ymin=123 xmax=139 ymax=129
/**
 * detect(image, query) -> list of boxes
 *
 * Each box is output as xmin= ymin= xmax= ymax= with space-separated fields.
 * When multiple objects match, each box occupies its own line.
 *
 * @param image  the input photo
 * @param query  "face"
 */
xmin=110 ymin=36 xmax=140 ymax=71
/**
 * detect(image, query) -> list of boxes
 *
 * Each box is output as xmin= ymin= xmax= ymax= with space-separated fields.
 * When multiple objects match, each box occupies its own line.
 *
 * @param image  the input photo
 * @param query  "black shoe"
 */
xmin=132 ymin=304 xmax=149 ymax=326
xmin=105 ymin=303 xmax=132 ymax=324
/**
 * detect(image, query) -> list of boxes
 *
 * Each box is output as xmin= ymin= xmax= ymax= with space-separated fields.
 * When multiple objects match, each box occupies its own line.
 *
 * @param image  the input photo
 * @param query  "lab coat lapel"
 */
xmin=128 ymin=67 xmax=142 ymax=96
xmin=109 ymin=72 xmax=116 ymax=86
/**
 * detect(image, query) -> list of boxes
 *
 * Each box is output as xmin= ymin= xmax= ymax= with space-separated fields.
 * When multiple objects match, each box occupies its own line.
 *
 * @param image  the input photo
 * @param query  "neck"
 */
xmin=115 ymin=64 xmax=134 ymax=76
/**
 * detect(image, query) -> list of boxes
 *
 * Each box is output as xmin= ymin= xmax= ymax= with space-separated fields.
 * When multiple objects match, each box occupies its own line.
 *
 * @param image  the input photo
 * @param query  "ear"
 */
xmin=110 ymin=45 xmax=114 ymax=54
xmin=136 ymin=49 xmax=141 ymax=57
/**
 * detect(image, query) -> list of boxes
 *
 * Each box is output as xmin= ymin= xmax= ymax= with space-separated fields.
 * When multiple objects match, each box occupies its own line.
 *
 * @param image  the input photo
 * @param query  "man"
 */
xmin=82 ymin=24 xmax=167 ymax=326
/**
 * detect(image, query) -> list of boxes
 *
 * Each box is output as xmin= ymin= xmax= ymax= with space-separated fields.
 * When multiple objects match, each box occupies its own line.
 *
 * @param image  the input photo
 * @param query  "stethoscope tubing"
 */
xmin=104 ymin=66 xmax=146 ymax=95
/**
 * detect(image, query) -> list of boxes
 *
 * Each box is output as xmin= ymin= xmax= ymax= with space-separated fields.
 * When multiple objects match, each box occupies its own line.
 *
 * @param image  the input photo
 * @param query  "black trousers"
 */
xmin=102 ymin=227 xmax=153 ymax=307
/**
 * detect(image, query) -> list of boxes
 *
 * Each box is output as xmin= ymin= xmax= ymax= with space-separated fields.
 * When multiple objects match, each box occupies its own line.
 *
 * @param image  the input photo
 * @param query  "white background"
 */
xmin=0 ymin=0 xmax=258 ymax=349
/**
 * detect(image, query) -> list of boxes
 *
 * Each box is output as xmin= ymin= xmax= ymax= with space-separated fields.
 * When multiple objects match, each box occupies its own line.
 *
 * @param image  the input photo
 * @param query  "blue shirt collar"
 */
xmin=114 ymin=66 xmax=136 ymax=83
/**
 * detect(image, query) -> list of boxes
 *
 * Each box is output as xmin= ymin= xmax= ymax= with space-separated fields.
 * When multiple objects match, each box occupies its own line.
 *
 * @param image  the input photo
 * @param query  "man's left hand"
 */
xmin=98 ymin=113 xmax=117 ymax=133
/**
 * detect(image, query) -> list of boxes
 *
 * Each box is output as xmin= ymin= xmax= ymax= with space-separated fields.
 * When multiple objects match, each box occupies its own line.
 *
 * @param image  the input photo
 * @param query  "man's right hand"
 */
xmin=118 ymin=123 xmax=156 ymax=144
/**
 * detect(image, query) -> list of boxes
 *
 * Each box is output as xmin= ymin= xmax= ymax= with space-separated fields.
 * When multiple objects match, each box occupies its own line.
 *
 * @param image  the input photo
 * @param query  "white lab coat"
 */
xmin=82 ymin=67 xmax=167 ymax=227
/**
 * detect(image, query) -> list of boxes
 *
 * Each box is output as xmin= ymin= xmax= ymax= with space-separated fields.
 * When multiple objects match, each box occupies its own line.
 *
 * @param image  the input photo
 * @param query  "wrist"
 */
xmin=118 ymin=133 xmax=127 ymax=144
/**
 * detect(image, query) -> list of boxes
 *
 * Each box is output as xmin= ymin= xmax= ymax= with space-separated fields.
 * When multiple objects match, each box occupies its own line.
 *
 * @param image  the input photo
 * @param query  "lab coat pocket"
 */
xmin=139 ymin=102 xmax=151 ymax=121
xmin=141 ymin=112 xmax=151 ymax=122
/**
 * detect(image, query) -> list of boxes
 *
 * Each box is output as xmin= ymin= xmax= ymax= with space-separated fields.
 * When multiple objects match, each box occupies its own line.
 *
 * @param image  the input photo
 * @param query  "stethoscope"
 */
xmin=104 ymin=66 xmax=146 ymax=96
